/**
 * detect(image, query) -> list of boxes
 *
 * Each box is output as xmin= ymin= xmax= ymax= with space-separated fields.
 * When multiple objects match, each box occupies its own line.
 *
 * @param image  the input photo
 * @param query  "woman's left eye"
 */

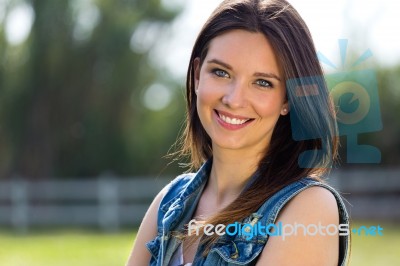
xmin=255 ymin=79 xmax=272 ymax=88
xmin=212 ymin=68 xmax=229 ymax=78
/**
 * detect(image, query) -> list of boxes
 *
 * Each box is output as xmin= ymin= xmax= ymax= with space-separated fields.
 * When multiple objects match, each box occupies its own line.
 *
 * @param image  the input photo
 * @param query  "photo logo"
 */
xmin=287 ymin=39 xmax=382 ymax=167
xmin=187 ymin=220 xmax=383 ymax=240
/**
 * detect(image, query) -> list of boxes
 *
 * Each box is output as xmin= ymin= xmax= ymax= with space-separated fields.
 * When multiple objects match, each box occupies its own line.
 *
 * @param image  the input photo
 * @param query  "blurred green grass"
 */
xmin=350 ymin=222 xmax=400 ymax=265
xmin=0 ymin=222 xmax=399 ymax=265
xmin=0 ymin=229 xmax=136 ymax=266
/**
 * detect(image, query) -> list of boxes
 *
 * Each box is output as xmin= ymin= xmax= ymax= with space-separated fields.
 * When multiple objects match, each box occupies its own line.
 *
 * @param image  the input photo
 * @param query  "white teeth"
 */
xmin=219 ymin=113 xmax=249 ymax=125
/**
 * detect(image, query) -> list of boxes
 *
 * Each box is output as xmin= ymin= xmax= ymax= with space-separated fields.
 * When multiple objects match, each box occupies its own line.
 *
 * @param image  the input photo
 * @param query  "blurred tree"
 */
xmin=0 ymin=0 xmax=184 ymax=179
xmin=374 ymin=66 xmax=400 ymax=165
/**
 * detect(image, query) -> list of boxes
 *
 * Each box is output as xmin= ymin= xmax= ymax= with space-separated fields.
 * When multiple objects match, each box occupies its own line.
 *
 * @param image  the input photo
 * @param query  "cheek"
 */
xmin=197 ymin=78 xmax=222 ymax=107
xmin=252 ymin=93 xmax=285 ymax=117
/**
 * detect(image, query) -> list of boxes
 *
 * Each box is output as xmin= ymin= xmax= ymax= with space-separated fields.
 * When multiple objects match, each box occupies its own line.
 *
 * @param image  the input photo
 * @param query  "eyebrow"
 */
xmin=206 ymin=58 xmax=281 ymax=82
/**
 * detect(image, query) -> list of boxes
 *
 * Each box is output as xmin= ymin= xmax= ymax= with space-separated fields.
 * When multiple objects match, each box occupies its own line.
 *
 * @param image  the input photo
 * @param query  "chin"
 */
xmin=213 ymin=139 xmax=245 ymax=150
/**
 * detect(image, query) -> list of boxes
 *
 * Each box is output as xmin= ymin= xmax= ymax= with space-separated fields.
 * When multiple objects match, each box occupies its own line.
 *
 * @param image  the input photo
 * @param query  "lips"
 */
xmin=214 ymin=110 xmax=254 ymax=129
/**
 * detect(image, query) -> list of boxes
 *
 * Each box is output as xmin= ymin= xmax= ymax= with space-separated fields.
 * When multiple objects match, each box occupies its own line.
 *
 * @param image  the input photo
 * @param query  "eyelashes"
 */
xmin=211 ymin=68 xmax=229 ymax=78
xmin=255 ymin=79 xmax=273 ymax=88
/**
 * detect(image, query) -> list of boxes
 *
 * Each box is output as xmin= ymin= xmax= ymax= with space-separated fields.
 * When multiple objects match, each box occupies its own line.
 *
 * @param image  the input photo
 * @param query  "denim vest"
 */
xmin=146 ymin=160 xmax=350 ymax=266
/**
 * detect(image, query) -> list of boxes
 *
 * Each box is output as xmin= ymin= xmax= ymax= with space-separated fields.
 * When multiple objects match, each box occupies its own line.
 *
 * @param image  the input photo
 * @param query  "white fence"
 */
xmin=0 ymin=176 xmax=170 ymax=232
xmin=0 ymin=169 xmax=399 ymax=232
xmin=329 ymin=168 xmax=400 ymax=222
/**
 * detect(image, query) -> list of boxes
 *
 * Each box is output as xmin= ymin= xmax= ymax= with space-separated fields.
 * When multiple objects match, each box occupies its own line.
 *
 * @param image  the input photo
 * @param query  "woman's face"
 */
xmin=194 ymin=29 xmax=289 ymax=154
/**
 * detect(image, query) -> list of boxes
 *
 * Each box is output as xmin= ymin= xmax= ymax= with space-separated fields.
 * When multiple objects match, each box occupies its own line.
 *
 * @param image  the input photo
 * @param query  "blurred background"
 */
xmin=0 ymin=0 xmax=399 ymax=265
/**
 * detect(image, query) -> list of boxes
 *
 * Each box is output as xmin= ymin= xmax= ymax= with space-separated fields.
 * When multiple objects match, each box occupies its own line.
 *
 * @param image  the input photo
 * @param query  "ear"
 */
xmin=193 ymin=57 xmax=201 ymax=93
xmin=280 ymin=101 xmax=289 ymax=116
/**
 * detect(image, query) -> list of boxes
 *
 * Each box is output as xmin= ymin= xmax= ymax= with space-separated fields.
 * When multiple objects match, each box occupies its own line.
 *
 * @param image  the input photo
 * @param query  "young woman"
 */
xmin=127 ymin=0 xmax=350 ymax=265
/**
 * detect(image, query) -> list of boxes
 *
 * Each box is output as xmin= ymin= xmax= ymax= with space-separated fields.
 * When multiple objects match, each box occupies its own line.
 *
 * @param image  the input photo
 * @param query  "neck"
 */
xmin=206 ymin=146 xmax=264 ymax=208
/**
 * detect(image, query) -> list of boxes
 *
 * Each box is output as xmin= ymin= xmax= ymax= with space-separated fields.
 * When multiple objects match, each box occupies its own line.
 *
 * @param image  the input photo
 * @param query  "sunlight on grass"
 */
xmin=0 ymin=223 xmax=399 ymax=265
xmin=0 ymin=229 xmax=136 ymax=266
xmin=350 ymin=222 xmax=400 ymax=265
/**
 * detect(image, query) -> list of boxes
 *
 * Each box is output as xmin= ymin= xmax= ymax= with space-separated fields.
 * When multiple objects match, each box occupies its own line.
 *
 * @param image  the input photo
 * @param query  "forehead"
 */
xmin=205 ymin=29 xmax=281 ymax=74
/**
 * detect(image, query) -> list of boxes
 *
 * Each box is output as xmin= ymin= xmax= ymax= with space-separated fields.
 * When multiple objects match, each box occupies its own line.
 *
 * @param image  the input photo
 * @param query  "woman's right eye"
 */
xmin=212 ymin=69 xmax=229 ymax=78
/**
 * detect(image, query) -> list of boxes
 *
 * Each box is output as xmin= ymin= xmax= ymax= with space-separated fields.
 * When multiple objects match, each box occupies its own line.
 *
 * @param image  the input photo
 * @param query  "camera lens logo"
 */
xmin=331 ymin=81 xmax=370 ymax=125
xmin=287 ymin=39 xmax=382 ymax=167
xmin=322 ymin=40 xmax=382 ymax=163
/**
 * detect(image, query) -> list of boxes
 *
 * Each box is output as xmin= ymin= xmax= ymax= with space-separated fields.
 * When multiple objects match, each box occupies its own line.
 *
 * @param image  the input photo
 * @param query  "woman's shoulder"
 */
xmin=281 ymin=177 xmax=348 ymax=211
xmin=279 ymin=184 xmax=340 ymax=221
xmin=253 ymin=177 xmax=349 ymax=265
xmin=297 ymin=177 xmax=349 ymax=220
xmin=255 ymin=183 xmax=342 ymax=265
xmin=253 ymin=177 xmax=349 ymax=235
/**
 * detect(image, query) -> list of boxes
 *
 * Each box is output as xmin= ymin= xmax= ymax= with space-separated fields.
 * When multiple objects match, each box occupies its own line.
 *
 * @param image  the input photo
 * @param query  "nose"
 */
xmin=221 ymin=81 xmax=247 ymax=109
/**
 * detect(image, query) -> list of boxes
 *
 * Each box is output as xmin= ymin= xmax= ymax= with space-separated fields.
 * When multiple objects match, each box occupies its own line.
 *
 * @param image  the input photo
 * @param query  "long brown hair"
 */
xmin=178 ymin=0 xmax=338 ymax=251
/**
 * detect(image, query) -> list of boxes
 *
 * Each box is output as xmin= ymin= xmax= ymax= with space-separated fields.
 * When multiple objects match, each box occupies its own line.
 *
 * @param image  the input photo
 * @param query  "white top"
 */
xmin=169 ymin=244 xmax=192 ymax=266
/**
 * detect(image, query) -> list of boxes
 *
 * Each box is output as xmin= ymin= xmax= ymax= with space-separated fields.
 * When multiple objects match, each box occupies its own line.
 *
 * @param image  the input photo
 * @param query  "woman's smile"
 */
xmin=214 ymin=109 xmax=254 ymax=130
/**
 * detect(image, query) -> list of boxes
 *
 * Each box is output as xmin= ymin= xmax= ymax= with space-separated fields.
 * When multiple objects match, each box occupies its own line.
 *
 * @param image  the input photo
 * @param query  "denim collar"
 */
xmin=159 ymin=159 xmax=212 ymax=232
